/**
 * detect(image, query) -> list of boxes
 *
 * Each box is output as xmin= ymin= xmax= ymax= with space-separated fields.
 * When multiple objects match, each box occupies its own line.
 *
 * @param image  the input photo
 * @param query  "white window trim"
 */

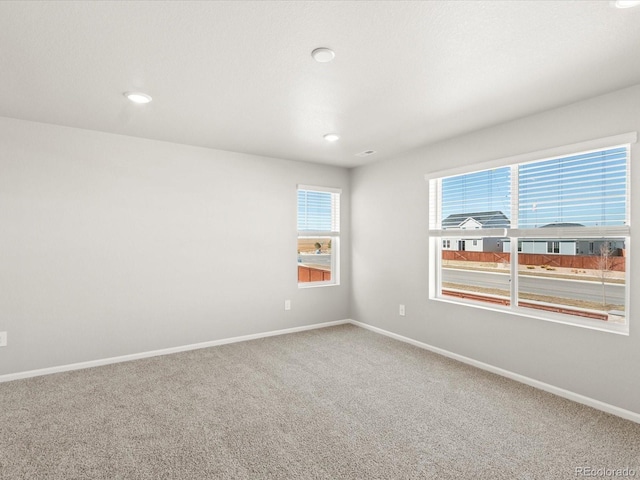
xmin=297 ymin=184 xmax=342 ymax=195
xmin=424 ymin=132 xmax=636 ymax=183
xmin=297 ymin=185 xmax=341 ymax=288
xmin=426 ymin=133 xmax=635 ymax=335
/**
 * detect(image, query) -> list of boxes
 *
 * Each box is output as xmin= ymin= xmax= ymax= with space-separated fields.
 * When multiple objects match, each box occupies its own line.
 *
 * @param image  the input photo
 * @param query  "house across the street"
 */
xmin=441 ymin=211 xmax=510 ymax=252
xmin=501 ymin=223 xmax=625 ymax=256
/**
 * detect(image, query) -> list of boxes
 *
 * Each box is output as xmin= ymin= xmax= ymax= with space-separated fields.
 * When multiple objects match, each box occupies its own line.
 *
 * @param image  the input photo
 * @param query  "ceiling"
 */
xmin=1 ymin=1 xmax=640 ymax=168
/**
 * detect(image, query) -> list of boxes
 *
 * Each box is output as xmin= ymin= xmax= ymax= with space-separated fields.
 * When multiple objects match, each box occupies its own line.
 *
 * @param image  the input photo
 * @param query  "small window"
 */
xmin=297 ymin=186 xmax=341 ymax=287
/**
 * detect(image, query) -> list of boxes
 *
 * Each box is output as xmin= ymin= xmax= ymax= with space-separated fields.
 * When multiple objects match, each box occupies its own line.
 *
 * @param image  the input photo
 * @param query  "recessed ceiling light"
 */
xmin=612 ymin=0 xmax=640 ymax=7
xmin=323 ymin=133 xmax=340 ymax=142
xmin=312 ymin=47 xmax=335 ymax=63
xmin=124 ymin=92 xmax=152 ymax=104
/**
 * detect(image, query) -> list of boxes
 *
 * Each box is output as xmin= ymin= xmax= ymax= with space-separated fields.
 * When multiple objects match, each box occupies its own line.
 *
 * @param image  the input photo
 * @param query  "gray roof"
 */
xmin=442 ymin=211 xmax=510 ymax=229
xmin=539 ymin=222 xmax=584 ymax=228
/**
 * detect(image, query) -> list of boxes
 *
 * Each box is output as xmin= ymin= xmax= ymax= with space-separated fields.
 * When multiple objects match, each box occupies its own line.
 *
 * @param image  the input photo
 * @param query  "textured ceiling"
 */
xmin=1 ymin=1 xmax=640 ymax=167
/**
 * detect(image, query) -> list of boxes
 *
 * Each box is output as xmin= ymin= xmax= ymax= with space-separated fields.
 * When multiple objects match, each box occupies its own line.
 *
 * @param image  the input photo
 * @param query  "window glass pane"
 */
xmin=518 ymin=148 xmax=627 ymax=228
xmin=517 ymin=238 xmax=626 ymax=323
xmin=441 ymin=238 xmax=511 ymax=306
xmin=441 ymin=167 xmax=511 ymax=229
xmin=430 ymin=143 xmax=629 ymax=330
xmin=297 ymin=187 xmax=340 ymax=286
xmin=297 ymin=190 xmax=339 ymax=232
xmin=298 ymin=237 xmax=333 ymax=283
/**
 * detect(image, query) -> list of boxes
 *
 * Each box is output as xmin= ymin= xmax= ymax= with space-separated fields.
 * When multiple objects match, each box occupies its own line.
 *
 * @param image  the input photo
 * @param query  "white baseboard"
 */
xmin=0 ymin=319 xmax=350 ymax=383
xmin=349 ymin=319 xmax=640 ymax=425
xmin=4 ymin=317 xmax=638 ymax=425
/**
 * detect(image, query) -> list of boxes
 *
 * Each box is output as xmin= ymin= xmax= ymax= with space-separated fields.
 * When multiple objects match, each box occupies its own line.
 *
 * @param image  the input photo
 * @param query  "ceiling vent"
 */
xmin=355 ymin=150 xmax=377 ymax=157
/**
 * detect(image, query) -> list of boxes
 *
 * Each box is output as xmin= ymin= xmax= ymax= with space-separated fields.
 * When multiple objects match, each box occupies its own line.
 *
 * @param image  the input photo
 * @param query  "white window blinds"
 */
xmin=440 ymin=167 xmax=511 ymax=230
xmin=297 ymin=186 xmax=341 ymax=235
xmin=518 ymin=147 xmax=627 ymax=229
xmin=432 ymin=146 xmax=628 ymax=234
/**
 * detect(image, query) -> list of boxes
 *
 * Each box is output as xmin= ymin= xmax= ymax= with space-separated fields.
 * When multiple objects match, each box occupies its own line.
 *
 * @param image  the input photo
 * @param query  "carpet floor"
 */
xmin=1 ymin=324 xmax=639 ymax=479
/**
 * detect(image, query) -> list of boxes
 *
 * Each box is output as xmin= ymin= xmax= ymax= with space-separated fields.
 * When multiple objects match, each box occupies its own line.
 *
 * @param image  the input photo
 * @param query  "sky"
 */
xmin=441 ymin=146 xmax=627 ymax=228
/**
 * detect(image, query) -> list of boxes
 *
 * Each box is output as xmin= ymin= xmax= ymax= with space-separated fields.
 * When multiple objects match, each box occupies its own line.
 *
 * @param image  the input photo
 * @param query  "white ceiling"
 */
xmin=1 ymin=1 xmax=640 ymax=168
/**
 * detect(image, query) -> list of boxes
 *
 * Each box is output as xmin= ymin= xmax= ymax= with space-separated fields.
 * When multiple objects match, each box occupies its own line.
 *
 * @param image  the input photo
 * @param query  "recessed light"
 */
xmin=312 ymin=47 xmax=335 ymax=63
xmin=323 ymin=133 xmax=340 ymax=142
xmin=612 ymin=0 xmax=640 ymax=7
xmin=124 ymin=92 xmax=152 ymax=104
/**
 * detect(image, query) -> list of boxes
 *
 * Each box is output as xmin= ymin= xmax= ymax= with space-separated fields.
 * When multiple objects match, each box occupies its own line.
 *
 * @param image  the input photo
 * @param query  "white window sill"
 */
xmin=298 ymin=281 xmax=340 ymax=289
xmin=430 ymin=296 xmax=629 ymax=336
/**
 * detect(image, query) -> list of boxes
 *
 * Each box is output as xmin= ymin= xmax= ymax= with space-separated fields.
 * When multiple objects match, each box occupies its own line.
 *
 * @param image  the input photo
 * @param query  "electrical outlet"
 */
xmin=284 ymin=300 xmax=291 ymax=311
xmin=0 ymin=331 xmax=7 ymax=347
xmin=399 ymin=304 xmax=406 ymax=316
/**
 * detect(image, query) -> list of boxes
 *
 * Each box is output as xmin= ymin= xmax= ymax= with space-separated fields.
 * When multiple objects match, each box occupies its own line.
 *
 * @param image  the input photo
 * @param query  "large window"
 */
xmin=428 ymin=136 xmax=632 ymax=333
xmin=297 ymin=185 xmax=340 ymax=286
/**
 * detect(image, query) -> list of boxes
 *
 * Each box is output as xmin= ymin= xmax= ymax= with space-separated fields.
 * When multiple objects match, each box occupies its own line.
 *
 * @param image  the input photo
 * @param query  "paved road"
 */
xmin=298 ymin=253 xmax=331 ymax=266
xmin=442 ymin=268 xmax=625 ymax=305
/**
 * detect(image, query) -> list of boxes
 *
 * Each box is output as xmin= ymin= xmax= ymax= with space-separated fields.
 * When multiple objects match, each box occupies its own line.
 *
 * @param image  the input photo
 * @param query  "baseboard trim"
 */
xmin=0 ymin=319 xmax=350 ymax=383
xmin=5 ymin=317 xmax=638 ymax=424
xmin=349 ymin=319 xmax=640 ymax=424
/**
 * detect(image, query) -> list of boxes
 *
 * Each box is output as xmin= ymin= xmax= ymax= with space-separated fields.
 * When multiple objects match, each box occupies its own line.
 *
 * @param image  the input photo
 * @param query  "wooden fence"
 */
xmin=298 ymin=265 xmax=331 ymax=282
xmin=442 ymin=251 xmax=625 ymax=272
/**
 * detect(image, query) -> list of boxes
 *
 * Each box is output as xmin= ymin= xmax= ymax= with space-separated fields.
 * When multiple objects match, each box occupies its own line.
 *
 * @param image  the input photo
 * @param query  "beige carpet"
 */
xmin=1 ymin=324 xmax=639 ymax=479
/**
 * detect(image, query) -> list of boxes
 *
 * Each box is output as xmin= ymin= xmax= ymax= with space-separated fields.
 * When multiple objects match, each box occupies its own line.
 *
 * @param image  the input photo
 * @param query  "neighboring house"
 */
xmin=442 ymin=211 xmax=511 ymax=230
xmin=501 ymin=223 xmax=625 ymax=255
xmin=441 ymin=211 xmax=510 ymax=252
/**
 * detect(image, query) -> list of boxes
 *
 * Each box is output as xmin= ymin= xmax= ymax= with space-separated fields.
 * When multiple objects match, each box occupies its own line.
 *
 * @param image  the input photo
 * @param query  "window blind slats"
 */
xmin=297 ymin=188 xmax=340 ymax=234
xmin=518 ymin=147 xmax=627 ymax=228
xmin=511 ymin=225 xmax=630 ymax=238
xmin=440 ymin=167 xmax=511 ymax=229
xmin=435 ymin=147 xmax=628 ymax=230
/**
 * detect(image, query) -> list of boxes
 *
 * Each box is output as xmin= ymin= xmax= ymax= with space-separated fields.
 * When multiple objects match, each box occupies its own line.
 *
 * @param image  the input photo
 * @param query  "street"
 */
xmin=442 ymin=268 xmax=625 ymax=305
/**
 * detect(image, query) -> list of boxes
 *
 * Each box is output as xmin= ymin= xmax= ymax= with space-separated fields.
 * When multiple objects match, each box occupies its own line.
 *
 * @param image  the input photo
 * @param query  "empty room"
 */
xmin=1 ymin=1 xmax=640 ymax=478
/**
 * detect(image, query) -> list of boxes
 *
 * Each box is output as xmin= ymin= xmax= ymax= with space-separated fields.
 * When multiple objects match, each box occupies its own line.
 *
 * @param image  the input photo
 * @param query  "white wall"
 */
xmin=0 ymin=117 xmax=350 ymax=375
xmin=350 ymin=84 xmax=640 ymax=414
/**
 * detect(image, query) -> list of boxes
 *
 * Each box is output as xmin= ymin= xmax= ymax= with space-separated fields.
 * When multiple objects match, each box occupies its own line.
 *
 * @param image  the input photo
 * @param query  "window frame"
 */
xmin=426 ymin=133 xmax=635 ymax=335
xmin=297 ymin=185 xmax=341 ymax=288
